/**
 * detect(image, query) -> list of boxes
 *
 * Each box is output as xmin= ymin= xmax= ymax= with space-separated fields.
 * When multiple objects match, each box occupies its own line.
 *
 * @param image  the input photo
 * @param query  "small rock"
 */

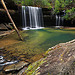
xmin=45 ymin=64 xmax=49 ymax=67
xmin=17 ymin=67 xmax=27 ymax=75
xmin=68 ymin=54 xmax=71 ymax=56
xmin=36 ymin=67 xmax=40 ymax=70
xmin=35 ymin=72 xmax=40 ymax=75
xmin=0 ymin=66 xmax=3 ymax=71
xmin=19 ymin=55 xmax=25 ymax=58
xmin=0 ymin=59 xmax=5 ymax=64
xmin=69 ymin=39 xmax=75 ymax=43
xmin=0 ymin=56 xmax=5 ymax=64
xmin=48 ymin=48 xmax=52 ymax=50
xmin=0 ymin=56 xmax=3 ymax=60
xmin=0 ymin=47 xmax=4 ymax=50
xmin=4 ymin=61 xmax=29 ymax=72
xmin=72 ymin=49 xmax=75 ymax=51
xmin=20 ymin=58 xmax=26 ymax=61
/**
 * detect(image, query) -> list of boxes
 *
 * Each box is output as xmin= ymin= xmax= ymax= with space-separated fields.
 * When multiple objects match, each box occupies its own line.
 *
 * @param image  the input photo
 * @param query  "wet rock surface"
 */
xmin=0 ymin=55 xmax=18 ymax=74
xmin=35 ymin=39 xmax=75 ymax=75
xmin=0 ymin=30 xmax=15 ymax=37
xmin=25 ymin=39 xmax=75 ymax=75
xmin=0 ymin=47 xmax=29 ymax=75
xmin=4 ymin=61 xmax=29 ymax=72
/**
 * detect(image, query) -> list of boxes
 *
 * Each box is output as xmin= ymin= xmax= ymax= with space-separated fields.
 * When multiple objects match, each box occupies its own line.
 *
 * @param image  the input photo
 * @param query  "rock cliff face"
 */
xmin=42 ymin=8 xmax=75 ymax=27
xmin=42 ymin=8 xmax=56 ymax=27
xmin=25 ymin=39 xmax=75 ymax=75
xmin=0 ymin=9 xmax=22 ymax=27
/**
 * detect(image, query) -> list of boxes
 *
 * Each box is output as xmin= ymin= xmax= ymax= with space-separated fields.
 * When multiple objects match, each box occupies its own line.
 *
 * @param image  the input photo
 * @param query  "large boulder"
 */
xmin=25 ymin=39 xmax=75 ymax=75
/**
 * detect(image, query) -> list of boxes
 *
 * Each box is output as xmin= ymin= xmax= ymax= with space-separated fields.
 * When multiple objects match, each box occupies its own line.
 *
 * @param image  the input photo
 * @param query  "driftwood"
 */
xmin=1 ymin=0 xmax=23 ymax=41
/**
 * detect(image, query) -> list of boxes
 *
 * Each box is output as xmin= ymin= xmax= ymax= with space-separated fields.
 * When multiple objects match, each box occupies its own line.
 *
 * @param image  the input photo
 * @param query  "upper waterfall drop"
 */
xmin=22 ymin=6 xmax=44 ymax=30
xmin=55 ymin=10 xmax=65 ymax=28
xmin=22 ymin=6 xmax=27 ymax=28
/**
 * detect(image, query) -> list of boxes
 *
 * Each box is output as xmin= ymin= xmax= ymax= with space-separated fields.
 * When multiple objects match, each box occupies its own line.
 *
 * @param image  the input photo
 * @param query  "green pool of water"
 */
xmin=5 ymin=28 xmax=75 ymax=61
xmin=23 ymin=28 xmax=75 ymax=51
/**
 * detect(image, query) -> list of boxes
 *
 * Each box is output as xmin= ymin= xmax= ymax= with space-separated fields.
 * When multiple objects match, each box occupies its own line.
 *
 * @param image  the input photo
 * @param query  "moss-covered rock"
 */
xmin=30 ymin=39 xmax=75 ymax=75
xmin=25 ymin=58 xmax=46 ymax=75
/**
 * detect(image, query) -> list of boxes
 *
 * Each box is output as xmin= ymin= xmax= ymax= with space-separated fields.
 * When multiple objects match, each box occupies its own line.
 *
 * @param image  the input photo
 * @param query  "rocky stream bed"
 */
xmin=24 ymin=39 xmax=75 ymax=75
xmin=0 ymin=28 xmax=75 ymax=75
xmin=0 ymin=39 xmax=75 ymax=75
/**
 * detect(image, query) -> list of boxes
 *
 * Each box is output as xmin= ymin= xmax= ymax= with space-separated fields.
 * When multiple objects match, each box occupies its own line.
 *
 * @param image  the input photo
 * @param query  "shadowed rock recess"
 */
xmin=25 ymin=39 xmax=75 ymax=75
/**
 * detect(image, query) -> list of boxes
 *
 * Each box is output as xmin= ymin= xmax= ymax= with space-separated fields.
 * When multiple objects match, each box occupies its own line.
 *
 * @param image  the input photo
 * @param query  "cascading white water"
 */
xmin=29 ymin=6 xmax=38 ymax=28
xmin=55 ymin=15 xmax=64 ymax=28
xmin=56 ymin=15 xmax=58 ymax=26
xmin=56 ymin=11 xmax=65 ymax=27
xmin=22 ymin=6 xmax=27 ymax=28
xmin=22 ymin=6 xmax=44 ymax=30
xmin=0 ymin=56 xmax=17 ymax=66
xmin=58 ymin=16 xmax=61 ymax=26
xmin=61 ymin=17 xmax=64 ymax=26
xmin=56 ymin=15 xmax=61 ymax=26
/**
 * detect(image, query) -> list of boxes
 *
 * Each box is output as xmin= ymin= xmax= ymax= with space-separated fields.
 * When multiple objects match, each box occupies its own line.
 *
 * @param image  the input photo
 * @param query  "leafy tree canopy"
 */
xmin=12 ymin=0 xmax=75 ymax=20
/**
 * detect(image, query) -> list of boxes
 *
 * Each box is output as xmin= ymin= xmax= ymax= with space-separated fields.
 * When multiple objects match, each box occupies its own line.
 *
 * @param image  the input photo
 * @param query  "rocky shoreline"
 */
xmin=0 ymin=29 xmax=75 ymax=75
xmin=0 ymin=48 xmax=29 ymax=75
xmin=24 ymin=39 xmax=75 ymax=75
xmin=0 ymin=39 xmax=75 ymax=75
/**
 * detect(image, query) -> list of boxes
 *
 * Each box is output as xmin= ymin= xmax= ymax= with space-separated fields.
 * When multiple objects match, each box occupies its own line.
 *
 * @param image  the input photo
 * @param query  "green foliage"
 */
xmin=41 ymin=0 xmax=52 ymax=9
xmin=64 ymin=7 xmax=75 ymax=20
xmin=12 ymin=0 xmax=52 ymax=9
xmin=65 ymin=0 xmax=73 ymax=6
xmin=54 ymin=0 xmax=75 ymax=20
xmin=25 ymin=0 xmax=33 ymax=6
xmin=44 ymin=48 xmax=52 ymax=56
xmin=12 ymin=0 xmax=75 ymax=20
xmin=54 ymin=0 xmax=74 ymax=14
xmin=54 ymin=0 xmax=60 ymax=14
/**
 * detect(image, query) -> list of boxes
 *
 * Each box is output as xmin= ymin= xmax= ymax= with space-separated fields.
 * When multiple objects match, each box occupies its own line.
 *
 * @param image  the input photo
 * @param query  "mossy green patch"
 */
xmin=44 ymin=48 xmax=52 ymax=56
xmin=25 ymin=58 xmax=47 ymax=75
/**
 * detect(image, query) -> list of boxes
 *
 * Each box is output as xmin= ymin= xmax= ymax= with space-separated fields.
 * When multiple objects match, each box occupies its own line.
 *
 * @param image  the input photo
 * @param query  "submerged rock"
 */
xmin=4 ymin=61 xmax=29 ymax=72
xmin=0 ymin=56 xmax=5 ymax=64
xmin=0 ymin=61 xmax=18 ymax=66
xmin=0 ymin=47 xmax=4 ymax=50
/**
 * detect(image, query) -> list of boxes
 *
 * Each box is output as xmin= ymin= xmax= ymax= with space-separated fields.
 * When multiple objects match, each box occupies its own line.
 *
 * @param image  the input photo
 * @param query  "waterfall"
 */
xmin=22 ymin=6 xmax=26 ymax=28
xmin=22 ymin=6 xmax=44 ymax=30
xmin=56 ymin=15 xmax=61 ymax=26
xmin=61 ymin=17 xmax=64 ymax=26
xmin=58 ymin=16 xmax=61 ymax=26
xmin=56 ymin=15 xmax=58 ymax=26
xmin=56 ymin=11 xmax=65 ymax=27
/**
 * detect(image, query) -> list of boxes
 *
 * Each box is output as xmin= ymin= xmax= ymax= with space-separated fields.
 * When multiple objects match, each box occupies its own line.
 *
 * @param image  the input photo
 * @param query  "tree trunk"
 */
xmin=1 ymin=0 xmax=23 ymax=41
